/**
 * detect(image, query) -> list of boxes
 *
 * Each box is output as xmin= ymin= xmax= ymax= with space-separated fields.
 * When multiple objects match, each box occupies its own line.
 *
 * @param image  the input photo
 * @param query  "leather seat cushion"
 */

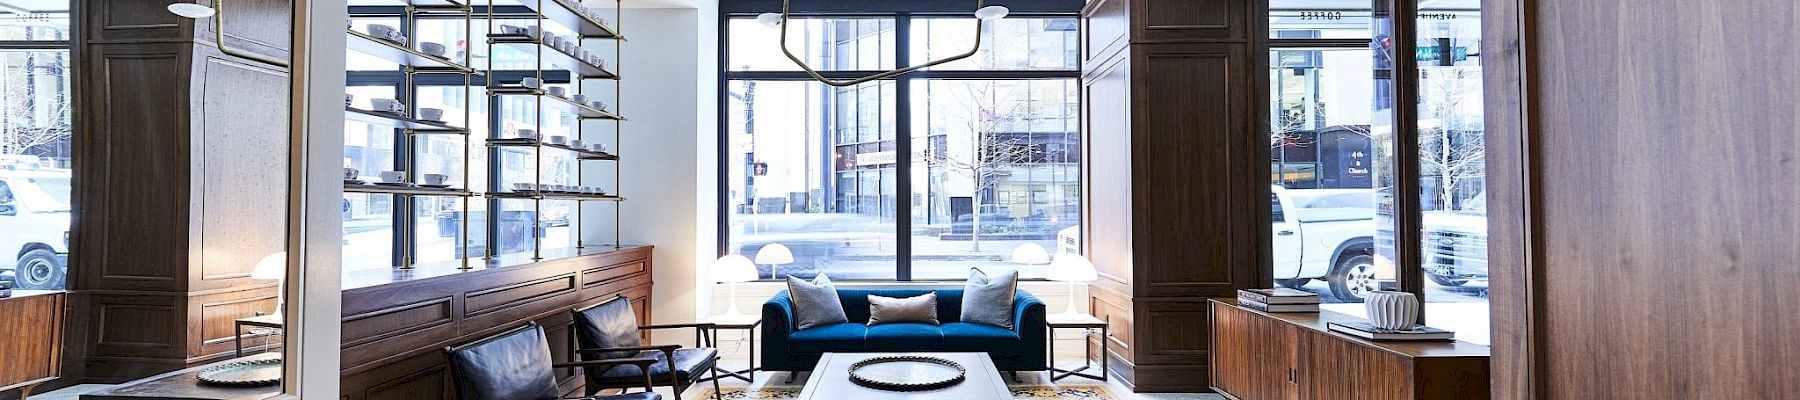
xmin=591 ymin=348 xmax=718 ymax=385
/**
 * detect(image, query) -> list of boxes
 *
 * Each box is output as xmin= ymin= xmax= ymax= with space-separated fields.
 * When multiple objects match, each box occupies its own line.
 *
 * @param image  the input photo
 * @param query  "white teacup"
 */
xmin=367 ymin=24 xmax=397 ymax=40
xmin=344 ymin=167 xmax=360 ymax=180
xmin=422 ymin=173 xmax=449 ymax=186
xmin=571 ymin=94 xmax=588 ymax=104
xmin=570 ymin=139 xmax=585 ymax=149
xmin=418 ymin=108 xmax=444 ymax=121
xmin=379 ymin=171 xmax=407 ymax=183
xmin=589 ymin=101 xmax=607 ymax=111
xmin=370 ymin=98 xmax=402 ymax=113
xmin=547 ymin=135 xmax=568 ymax=145
xmin=419 ymin=42 xmax=446 ymax=57
xmin=526 ymin=25 xmax=542 ymax=38
xmin=521 ymin=77 xmax=541 ymax=88
xmin=515 ymin=129 xmax=537 ymax=140
xmin=547 ymin=87 xmax=567 ymax=97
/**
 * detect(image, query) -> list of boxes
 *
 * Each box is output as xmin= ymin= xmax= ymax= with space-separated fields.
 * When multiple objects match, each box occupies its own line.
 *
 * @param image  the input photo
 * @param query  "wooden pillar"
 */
xmin=70 ymin=0 xmax=291 ymax=382
xmin=1080 ymin=0 xmax=1268 ymax=392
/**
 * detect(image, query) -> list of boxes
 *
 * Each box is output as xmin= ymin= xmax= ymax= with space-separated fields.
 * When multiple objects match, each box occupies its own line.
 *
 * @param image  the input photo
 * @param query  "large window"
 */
xmin=722 ymin=10 xmax=1080 ymax=281
xmin=1268 ymin=0 xmax=1489 ymax=344
xmin=0 ymin=3 xmax=70 ymax=290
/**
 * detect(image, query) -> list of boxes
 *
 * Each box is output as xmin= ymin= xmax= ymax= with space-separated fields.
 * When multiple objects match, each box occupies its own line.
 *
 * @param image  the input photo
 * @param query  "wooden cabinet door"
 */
xmin=1303 ymin=331 xmax=1411 ymax=400
xmin=1211 ymin=304 xmax=1300 ymax=400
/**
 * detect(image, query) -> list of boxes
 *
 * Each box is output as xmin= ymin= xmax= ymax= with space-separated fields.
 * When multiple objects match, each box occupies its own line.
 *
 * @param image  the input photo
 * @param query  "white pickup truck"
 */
xmin=1270 ymin=186 xmax=1384 ymax=302
xmin=1053 ymin=186 xmax=1386 ymax=302
xmin=0 ymin=167 xmax=72 ymax=290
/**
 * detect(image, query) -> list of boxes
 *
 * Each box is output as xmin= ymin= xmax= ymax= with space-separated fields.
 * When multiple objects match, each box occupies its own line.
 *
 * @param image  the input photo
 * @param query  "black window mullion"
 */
xmin=894 ymin=13 xmax=913 ymax=281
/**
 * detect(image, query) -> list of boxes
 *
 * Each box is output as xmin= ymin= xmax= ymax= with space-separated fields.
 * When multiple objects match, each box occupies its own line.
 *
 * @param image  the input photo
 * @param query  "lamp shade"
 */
xmin=755 ymin=243 xmax=794 ymax=265
xmin=250 ymin=252 xmax=286 ymax=281
xmin=713 ymin=254 xmax=758 ymax=283
xmin=1010 ymin=243 xmax=1050 ymax=265
xmin=167 ymin=3 xmax=216 ymax=18
xmin=1045 ymin=253 xmax=1097 ymax=282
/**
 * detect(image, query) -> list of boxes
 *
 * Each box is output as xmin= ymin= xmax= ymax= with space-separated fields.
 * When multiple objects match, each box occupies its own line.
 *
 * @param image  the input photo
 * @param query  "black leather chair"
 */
xmin=572 ymin=296 xmax=721 ymax=400
xmin=446 ymin=322 xmax=663 ymax=400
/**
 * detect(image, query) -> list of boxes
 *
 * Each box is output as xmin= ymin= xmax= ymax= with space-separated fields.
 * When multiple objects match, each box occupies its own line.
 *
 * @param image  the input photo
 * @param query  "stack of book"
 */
xmin=1326 ymin=322 xmax=1455 ymax=341
xmin=1237 ymin=288 xmax=1320 ymax=312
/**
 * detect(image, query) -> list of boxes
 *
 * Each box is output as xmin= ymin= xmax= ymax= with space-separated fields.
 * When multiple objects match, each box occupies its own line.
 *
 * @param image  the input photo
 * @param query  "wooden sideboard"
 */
xmin=0 ymin=290 xmax=65 ymax=397
xmin=339 ymin=246 xmax=654 ymax=399
xmin=1209 ymin=300 xmax=1489 ymax=400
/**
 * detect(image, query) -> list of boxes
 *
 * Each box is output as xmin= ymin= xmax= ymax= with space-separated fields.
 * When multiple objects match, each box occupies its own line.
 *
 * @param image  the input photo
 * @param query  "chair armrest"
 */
xmin=552 ymin=357 xmax=659 ymax=370
xmin=555 ymin=357 xmax=661 ymax=392
xmin=576 ymin=344 xmax=682 ymax=355
xmin=640 ymin=323 xmax=716 ymax=331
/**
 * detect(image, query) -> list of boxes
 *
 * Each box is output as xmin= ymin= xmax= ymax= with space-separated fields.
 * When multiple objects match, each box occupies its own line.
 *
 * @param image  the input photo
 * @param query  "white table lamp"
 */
xmin=1045 ymin=253 xmax=1097 ymax=316
xmin=1010 ymin=243 xmax=1051 ymax=265
xmin=754 ymin=243 xmax=794 ymax=279
xmin=713 ymin=254 xmax=759 ymax=318
xmin=251 ymin=252 xmax=286 ymax=316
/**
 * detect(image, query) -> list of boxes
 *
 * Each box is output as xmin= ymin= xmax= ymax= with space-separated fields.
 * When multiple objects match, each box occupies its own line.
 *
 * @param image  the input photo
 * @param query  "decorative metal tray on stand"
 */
xmin=847 ymin=355 xmax=967 ymax=391
xmin=197 ymin=357 xmax=283 ymax=387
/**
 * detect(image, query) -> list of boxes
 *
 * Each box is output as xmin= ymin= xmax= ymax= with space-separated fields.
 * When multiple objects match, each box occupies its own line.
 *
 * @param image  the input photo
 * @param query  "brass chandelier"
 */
xmin=756 ymin=0 xmax=1010 ymax=87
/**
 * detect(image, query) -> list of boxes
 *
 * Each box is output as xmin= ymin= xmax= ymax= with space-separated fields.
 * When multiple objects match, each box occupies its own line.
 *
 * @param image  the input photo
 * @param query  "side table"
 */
xmin=700 ymin=314 xmax=761 ymax=383
xmin=234 ymin=313 xmax=285 ymax=357
xmin=1047 ymin=313 xmax=1109 ymax=381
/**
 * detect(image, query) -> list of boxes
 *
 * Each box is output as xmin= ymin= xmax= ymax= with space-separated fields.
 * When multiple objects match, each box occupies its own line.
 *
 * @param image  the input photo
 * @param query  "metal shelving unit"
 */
xmin=346 ymin=3 xmax=479 ymax=269
xmin=484 ymin=0 xmax=625 ymax=261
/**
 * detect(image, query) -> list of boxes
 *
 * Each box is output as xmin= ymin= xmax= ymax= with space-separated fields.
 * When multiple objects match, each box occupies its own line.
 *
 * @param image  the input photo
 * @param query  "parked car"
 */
xmin=1269 ymin=186 xmax=1388 ymax=302
xmin=1422 ymin=191 xmax=1488 ymax=287
xmin=0 ymin=167 xmax=72 ymax=290
xmin=732 ymin=213 xmax=890 ymax=278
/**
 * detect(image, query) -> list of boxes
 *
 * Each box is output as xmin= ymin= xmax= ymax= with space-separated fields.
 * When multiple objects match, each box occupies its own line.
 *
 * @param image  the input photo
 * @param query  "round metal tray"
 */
xmin=847 ymin=355 xmax=966 ymax=391
xmin=197 ymin=357 xmax=283 ymax=387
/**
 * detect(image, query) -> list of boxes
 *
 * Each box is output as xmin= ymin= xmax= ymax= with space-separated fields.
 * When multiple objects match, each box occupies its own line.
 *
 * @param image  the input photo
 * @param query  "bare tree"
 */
xmin=929 ymin=81 xmax=1035 ymax=252
xmin=1417 ymin=66 xmax=1485 ymax=211
xmin=0 ymin=54 xmax=71 ymax=159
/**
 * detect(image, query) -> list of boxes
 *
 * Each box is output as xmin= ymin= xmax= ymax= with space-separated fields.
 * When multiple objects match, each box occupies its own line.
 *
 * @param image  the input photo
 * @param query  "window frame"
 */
xmin=717 ymin=7 xmax=1082 ymax=282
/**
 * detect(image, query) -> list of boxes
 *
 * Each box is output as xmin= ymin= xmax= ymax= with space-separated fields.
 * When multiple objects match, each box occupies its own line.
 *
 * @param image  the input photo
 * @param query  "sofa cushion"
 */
xmin=789 ymin=322 xmax=866 ymax=354
xmin=961 ymin=268 xmax=1019 ymax=329
xmin=868 ymin=293 xmax=940 ymax=326
xmin=865 ymin=323 xmax=945 ymax=352
xmin=787 ymin=274 xmax=849 ymax=330
xmin=940 ymin=322 xmax=1023 ymax=356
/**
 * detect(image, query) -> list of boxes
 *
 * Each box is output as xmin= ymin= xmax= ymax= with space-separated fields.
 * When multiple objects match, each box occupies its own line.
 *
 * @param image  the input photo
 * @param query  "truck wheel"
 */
xmin=16 ymin=249 xmax=65 ymax=290
xmin=1276 ymin=278 xmax=1312 ymax=289
xmin=1326 ymin=254 xmax=1378 ymax=302
xmin=1427 ymin=273 xmax=1467 ymax=287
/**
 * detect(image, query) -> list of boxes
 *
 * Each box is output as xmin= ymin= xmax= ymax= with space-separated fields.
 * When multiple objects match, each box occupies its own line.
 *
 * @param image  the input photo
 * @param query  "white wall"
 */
xmin=581 ymin=5 xmax=719 ymax=340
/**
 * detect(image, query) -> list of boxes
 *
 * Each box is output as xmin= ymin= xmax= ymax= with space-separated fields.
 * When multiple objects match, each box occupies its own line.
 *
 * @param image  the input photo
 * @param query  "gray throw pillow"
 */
xmin=960 ymin=268 xmax=1019 ymax=329
xmin=867 ymin=293 xmax=940 ymax=326
xmin=787 ymin=274 xmax=848 ymax=330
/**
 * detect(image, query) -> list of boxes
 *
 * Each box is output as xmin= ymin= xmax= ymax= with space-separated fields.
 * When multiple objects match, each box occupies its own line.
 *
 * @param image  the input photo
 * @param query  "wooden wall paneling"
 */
xmin=0 ymin=293 xmax=67 ymax=392
xmin=1131 ymin=42 xmax=1258 ymax=300
xmin=1081 ymin=44 xmax=1133 ymax=298
xmin=1133 ymin=0 xmax=1246 ymax=42
xmin=1484 ymin=0 xmax=1800 ymax=398
xmin=84 ymin=0 xmax=186 ymax=43
xmin=1081 ymin=0 xmax=1129 ymax=65
xmin=193 ymin=50 xmax=291 ymax=289
xmin=339 ymin=247 xmax=653 ymax=399
xmin=81 ymin=42 xmax=193 ymax=293
xmin=1478 ymin=0 xmax=1534 ymax=397
xmin=190 ymin=287 xmax=279 ymax=358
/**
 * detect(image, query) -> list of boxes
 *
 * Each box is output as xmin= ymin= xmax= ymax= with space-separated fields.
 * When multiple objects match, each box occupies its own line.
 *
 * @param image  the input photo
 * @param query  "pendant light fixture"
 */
xmin=757 ymin=0 xmax=1009 ymax=87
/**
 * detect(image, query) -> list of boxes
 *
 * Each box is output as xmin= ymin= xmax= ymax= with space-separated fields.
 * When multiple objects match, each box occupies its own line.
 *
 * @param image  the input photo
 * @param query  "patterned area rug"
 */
xmin=698 ymin=384 xmax=1115 ymax=399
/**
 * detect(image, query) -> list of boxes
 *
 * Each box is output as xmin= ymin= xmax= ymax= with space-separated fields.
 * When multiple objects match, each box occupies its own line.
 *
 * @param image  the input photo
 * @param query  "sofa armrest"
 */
xmin=763 ymin=290 xmax=796 ymax=333
xmin=1013 ymin=291 xmax=1047 ymax=334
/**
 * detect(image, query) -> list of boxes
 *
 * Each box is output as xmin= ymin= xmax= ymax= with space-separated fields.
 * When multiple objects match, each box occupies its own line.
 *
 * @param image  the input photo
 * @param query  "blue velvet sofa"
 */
xmin=761 ymin=288 xmax=1047 ymax=372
